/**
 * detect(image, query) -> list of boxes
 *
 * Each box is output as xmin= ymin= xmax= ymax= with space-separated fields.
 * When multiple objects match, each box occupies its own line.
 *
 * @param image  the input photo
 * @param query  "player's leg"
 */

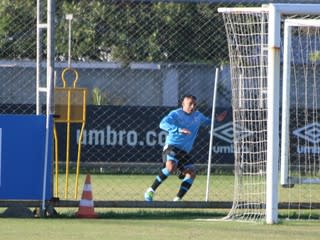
xmin=174 ymin=163 xmax=196 ymax=201
xmin=151 ymin=160 xmax=175 ymax=191
xmin=144 ymin=152 xmax=177 ymax=201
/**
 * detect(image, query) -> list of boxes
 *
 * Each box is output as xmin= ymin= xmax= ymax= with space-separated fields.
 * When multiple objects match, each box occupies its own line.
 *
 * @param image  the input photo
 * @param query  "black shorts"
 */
xmin=162 ymin=145 xmax=194 ymax=172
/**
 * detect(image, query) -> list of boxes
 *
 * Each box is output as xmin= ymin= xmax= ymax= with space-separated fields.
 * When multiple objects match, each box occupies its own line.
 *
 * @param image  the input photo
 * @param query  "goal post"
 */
xmin=281 ymin=19 xmax=320 ymax=186
xmin=218 ymin=3 xmax=320 ymax=224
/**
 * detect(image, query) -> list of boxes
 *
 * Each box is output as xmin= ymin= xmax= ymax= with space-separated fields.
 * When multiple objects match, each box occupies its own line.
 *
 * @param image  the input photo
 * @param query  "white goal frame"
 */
xmin=281 ymin=18 xmax=320 ymax=186
xmin=219 ymin=3 xmax=320 ymax=224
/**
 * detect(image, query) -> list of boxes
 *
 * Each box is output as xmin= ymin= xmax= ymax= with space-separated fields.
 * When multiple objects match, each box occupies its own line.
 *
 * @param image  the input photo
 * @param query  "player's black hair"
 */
xmin=178 ymin=94 xmax=197 ymax=106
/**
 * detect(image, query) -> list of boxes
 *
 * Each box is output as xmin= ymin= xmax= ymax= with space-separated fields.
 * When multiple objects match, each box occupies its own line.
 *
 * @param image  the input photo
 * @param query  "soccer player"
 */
xmin=144 ymin=94 xmax=211 ymax=201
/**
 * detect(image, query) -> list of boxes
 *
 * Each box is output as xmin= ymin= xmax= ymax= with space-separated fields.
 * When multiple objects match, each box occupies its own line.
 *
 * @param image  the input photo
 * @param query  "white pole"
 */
xmin=266 ymin=4 xmax=280 ymax=224
xmin=205 ymin=67 xmax=219 ymax=201
xmin=280 ymin=22 xmax=292 ymax=186
xmin=66 ymin=14 xmax=73 ymax=68
xmin=42 ymin=0 xmax=55 ymax=212
xmin=36 ymin=0 xmax=41 ymax=115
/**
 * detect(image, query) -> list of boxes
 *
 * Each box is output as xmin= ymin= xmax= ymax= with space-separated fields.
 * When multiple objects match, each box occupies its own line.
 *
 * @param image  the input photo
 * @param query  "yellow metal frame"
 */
xmin=53 ymin=68 xmax=87 ymax=199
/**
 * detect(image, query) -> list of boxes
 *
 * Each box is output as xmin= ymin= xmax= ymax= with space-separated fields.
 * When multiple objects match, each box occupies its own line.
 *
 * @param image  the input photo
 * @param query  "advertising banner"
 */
xmin=55 ymin=106 xmax=235 ymax=165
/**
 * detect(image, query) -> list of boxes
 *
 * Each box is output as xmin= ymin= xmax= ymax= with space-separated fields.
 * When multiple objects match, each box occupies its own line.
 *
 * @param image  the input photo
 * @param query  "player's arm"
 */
xmin=160 ymin=112 xmax=191 ymax=135
xmin=201 ymin=113 xmax=211 ymax=126
xmin=159 ymin=112 xmax=180 ymax=133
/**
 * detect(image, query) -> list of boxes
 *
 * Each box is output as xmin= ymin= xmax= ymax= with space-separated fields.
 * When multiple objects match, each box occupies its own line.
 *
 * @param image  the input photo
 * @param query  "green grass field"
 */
xmin=55 ymin=173 xmax=235 ymax=201
xmin=31 ymin=173 xmax=320 ymax=222
xmin=56 ymin=173 xmax=320 ymax=206
xmin=0 ymin=214 xmax=320 ymax=240
xmin=1 ymin=173 xmax=320 ymax=239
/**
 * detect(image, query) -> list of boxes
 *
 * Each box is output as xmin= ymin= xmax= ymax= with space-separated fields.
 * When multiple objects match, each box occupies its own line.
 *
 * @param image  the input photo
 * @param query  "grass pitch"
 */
xmin=1 ymin=173 xmax=320 ymax=240
xmin=0 ymin=215 xmax=319 ymax=240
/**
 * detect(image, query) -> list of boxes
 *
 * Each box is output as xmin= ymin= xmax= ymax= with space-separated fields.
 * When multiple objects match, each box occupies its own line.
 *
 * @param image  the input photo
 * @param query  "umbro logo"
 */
xmin=212 ymin=122 xmax=252 ymax=143
xmin=293 ymin=122 xmax=320 ymax=144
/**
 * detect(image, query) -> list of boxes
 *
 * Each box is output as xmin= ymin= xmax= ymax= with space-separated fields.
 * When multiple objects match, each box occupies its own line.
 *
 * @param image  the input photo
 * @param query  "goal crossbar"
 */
xmin=218 ymin=4 xmax=320 ymax=15
xmin=285 ymin=19 xmax=320 ymax=27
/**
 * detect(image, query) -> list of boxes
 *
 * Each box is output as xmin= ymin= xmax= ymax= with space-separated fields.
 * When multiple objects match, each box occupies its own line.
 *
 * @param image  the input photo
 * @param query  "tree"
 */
xmin=1 ymin=0 xmax=229 ymax=65
xmin=0 ymin=0 xmax=36 ymax=59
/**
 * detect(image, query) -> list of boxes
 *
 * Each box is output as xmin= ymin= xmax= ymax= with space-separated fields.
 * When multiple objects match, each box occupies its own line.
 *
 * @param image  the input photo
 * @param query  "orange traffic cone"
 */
xmin=76 ymin=174 xmax=97 ymax=218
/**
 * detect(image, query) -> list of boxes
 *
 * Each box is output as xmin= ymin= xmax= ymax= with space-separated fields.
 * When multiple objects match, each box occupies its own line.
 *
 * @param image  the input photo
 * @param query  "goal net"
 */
xmin=219 ymin=7 xmax=269 ymax=222
xmin=218 ymin=4 xmax=320 ymax=223
xmin=281 ymin=18 xmax=320 ymax=219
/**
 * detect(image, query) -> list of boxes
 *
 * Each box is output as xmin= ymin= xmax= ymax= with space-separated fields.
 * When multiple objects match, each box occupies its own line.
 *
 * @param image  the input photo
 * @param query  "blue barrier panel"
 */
xmin=0 ymin=114 xmax=52 ymax=200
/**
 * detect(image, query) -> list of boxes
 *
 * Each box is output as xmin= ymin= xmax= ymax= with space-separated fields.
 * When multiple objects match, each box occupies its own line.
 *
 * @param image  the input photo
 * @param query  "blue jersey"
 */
xmin=159 ymin=108 xmax=211 ymax=153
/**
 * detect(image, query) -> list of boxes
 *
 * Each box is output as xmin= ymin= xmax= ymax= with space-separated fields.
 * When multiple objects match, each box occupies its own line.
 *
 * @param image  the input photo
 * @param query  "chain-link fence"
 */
xmin=54 ymin=0 xmax=235 ymax=203
xmin=1 ymin=0 xmax=320 ymax=211
xmin=1 ymin=0 xmax=236 ymax=204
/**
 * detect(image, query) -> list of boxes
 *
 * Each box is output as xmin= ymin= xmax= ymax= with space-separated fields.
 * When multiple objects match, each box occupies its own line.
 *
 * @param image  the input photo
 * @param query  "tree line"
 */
xmin=0 ymin=0 xmax=228 ymax=64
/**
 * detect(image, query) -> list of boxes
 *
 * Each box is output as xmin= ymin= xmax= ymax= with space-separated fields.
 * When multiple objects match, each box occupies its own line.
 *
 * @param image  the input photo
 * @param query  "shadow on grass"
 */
xmin=59 ymin=209 xmax=228 ymax=220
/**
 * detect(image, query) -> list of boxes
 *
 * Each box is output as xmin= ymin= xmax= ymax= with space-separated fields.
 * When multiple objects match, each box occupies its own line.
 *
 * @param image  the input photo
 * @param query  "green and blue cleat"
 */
xmin=144 ymin=188 xmax=154 ymax=202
